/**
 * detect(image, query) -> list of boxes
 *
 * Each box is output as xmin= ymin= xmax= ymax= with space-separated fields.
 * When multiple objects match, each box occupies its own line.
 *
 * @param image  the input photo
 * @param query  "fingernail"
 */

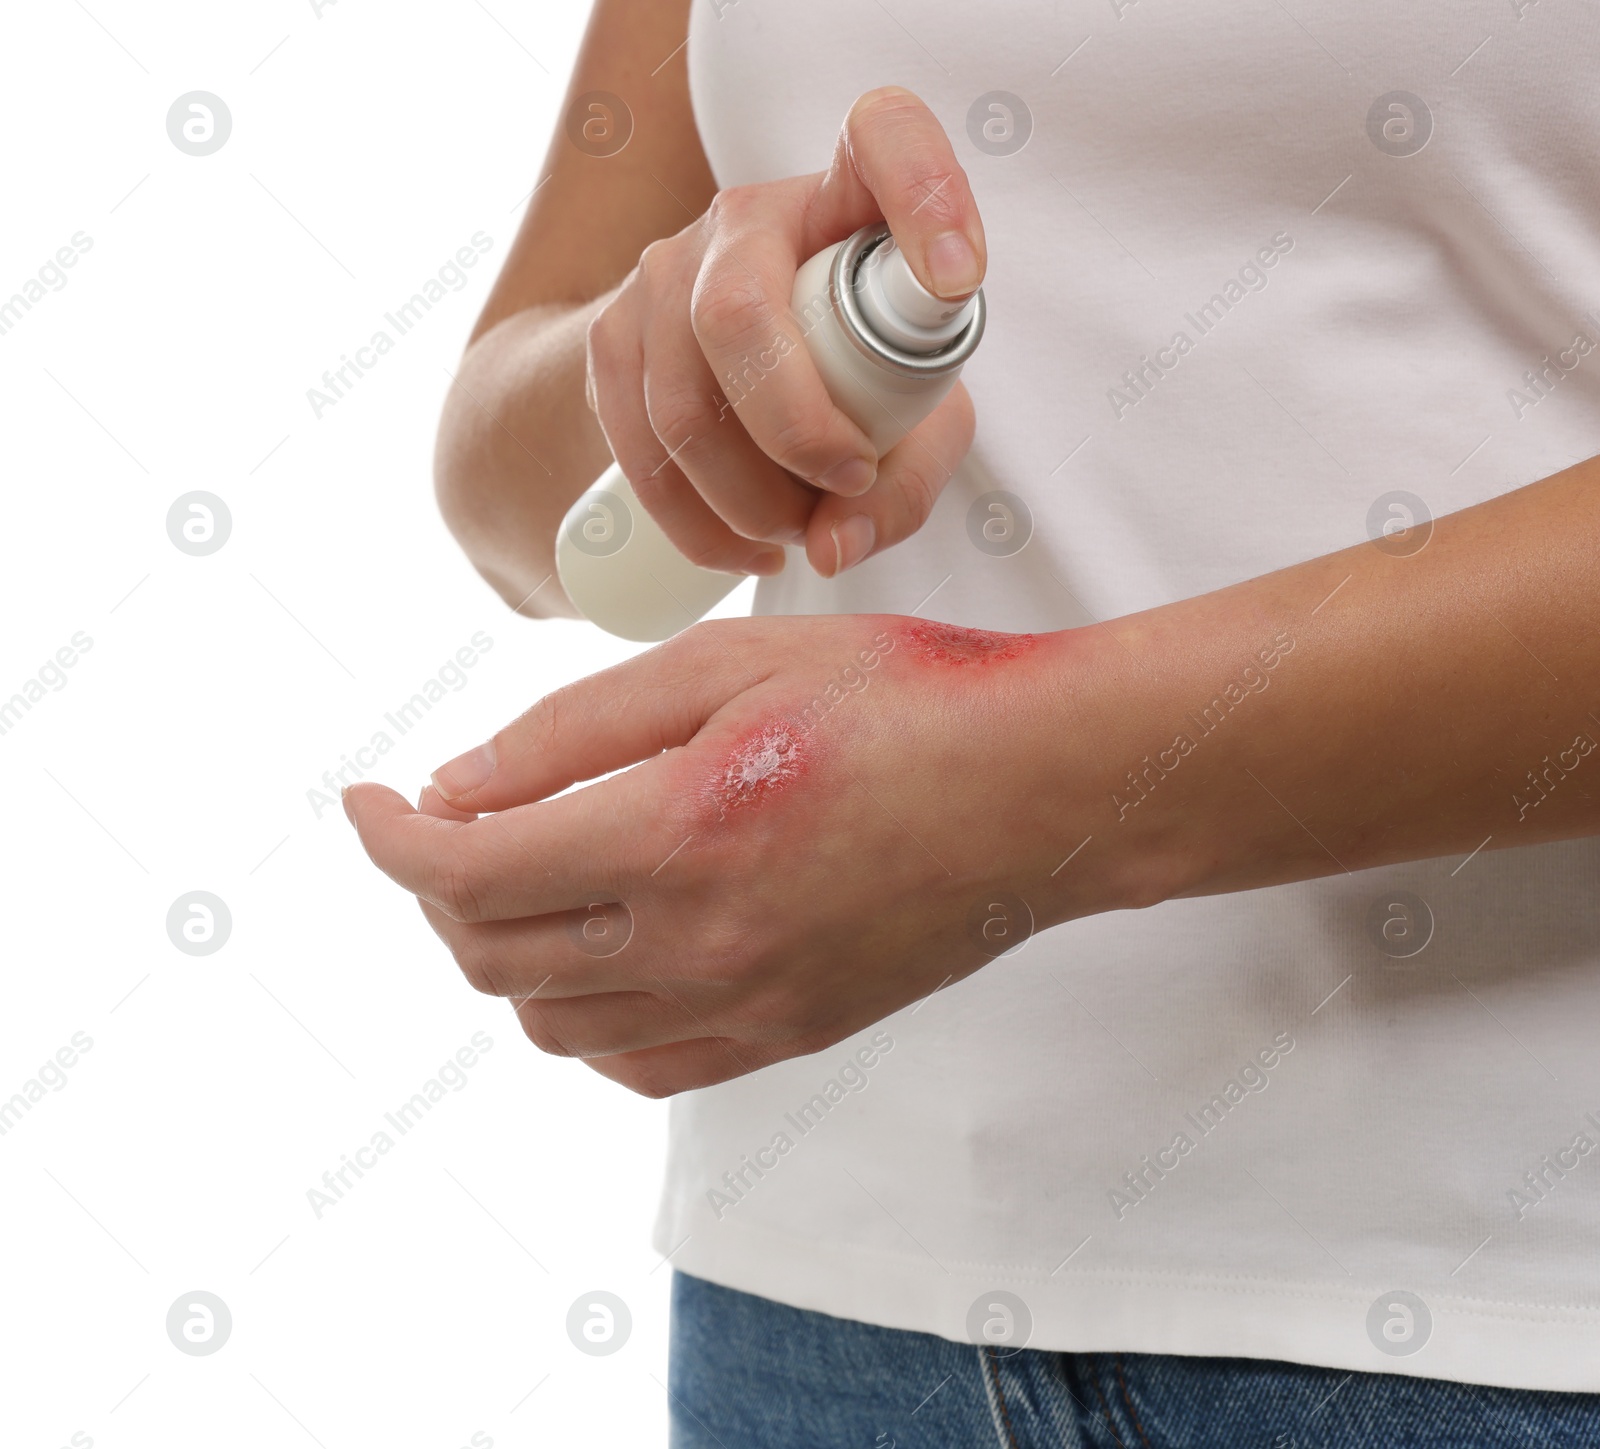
xmin=815 ymin=457 xmax=876 ymax=498
xmin=749 ymin=549 xmax=787 ymax=576
xmin=432 ymin=741 xmax=496 ymax=800
xmin=831 ymin=514 xmax=876 ymax=574
xmin=926 ymin=231 xmax=980 ymax=299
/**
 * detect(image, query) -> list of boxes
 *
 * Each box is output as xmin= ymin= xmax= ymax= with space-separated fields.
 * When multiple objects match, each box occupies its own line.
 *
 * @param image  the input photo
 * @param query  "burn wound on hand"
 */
xmin=707 ymin=720 xmax=807 ymax=819
xmin=899 ymin=621 xmax=1037 ymax=666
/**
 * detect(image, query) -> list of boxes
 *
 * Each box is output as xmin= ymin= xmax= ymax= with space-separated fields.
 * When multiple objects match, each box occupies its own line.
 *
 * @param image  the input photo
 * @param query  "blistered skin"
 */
xmin=900 ymin=621 xmax=1038 ymax=666
xmin=708 ymin=720 xmax=807 ymax=819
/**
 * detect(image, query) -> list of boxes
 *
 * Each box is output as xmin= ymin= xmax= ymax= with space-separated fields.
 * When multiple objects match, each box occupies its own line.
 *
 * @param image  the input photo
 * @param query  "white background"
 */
xmin=0 ymin=3 xmax=735 ymax=1443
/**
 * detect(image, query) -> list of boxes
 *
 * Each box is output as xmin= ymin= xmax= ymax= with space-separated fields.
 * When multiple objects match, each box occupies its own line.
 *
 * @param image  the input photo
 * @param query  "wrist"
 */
xmin=975 ymin=620 xmax=1200 ymax=927
xmin=1017 ymin=602 xmax=1306 ymax=925
xmin=1058 ymin=582 xmax=1332 ymax=912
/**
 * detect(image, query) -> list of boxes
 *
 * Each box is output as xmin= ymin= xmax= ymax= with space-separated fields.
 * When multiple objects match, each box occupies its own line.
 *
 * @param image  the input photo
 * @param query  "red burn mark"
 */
xmin=709 ymin=720 xmax=806 ymax=818
xmin=901 ymin=621 xmax=1037 ymax=666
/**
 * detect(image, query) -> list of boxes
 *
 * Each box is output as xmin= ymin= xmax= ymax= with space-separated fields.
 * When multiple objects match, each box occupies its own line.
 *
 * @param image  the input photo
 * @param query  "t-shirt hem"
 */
xmin=657 ymin=1212 xmax=1600 ymax=1394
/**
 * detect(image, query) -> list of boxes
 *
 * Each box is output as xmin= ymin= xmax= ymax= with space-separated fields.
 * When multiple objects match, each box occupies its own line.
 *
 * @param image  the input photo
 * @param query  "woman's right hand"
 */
xmin=584 ymin=85 xmax=987 ymax=582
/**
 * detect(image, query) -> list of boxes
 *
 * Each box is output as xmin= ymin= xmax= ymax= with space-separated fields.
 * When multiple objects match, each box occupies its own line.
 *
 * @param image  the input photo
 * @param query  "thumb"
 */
xmin=428 ymin=626 xmax=762 ymax=813
xmin=806 ymin=86 xmax=987 ymax=302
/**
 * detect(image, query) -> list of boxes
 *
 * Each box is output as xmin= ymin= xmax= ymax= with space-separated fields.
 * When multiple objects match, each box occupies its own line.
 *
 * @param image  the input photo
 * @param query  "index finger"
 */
xmin=344 ymin=779 xmax=650 ymax=925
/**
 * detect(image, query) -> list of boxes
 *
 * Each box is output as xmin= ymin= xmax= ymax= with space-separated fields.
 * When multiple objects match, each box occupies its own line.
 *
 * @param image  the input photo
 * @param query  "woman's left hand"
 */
xmin=343 ymin=614 xmax=1138 ymax=1097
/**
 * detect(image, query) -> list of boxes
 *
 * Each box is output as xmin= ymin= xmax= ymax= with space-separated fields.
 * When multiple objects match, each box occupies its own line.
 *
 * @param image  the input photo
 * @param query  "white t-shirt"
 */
xmin=656 ymin=0 xmax=1600 ymax=1393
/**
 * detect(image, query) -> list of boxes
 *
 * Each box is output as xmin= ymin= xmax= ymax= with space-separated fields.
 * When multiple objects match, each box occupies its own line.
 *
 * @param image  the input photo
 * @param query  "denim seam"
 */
xmin=1114 ymin=1354 xmax=1153 ymax=1449
xmin=979 ymin=1345 xmax=1024 ymax=1449
xmin=1087 ymin=1355 xmax=1129 ymax=1449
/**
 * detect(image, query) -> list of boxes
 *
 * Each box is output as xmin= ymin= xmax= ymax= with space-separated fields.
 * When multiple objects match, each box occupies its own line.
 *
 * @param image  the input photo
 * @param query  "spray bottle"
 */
xmin=555 ymin=222 xmax=986 ymax=642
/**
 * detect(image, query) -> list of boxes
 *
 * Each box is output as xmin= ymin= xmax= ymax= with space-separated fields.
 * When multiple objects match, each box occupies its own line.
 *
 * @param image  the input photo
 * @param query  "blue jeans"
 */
xmin=668 ymin=1272 xmax=1600 ymax=1447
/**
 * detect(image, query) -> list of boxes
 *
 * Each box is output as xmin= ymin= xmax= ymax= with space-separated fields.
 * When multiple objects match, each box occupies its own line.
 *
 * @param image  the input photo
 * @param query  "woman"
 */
xmin=345 ymin=0 xmax=1600 ymax=1442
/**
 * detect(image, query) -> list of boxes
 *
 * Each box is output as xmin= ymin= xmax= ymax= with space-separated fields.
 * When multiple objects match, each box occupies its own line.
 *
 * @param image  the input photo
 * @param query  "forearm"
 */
xmin=434 ymin=298 xmax=613 ymax=616
xmin=435 ymin=0 xmax=714 ymax=616
xmin=1055 ymin=458 xmax=1600 ymax=912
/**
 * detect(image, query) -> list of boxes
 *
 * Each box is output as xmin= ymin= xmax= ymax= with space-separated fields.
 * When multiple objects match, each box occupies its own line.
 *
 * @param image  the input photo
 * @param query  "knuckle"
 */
xmin=645 ymin=381 xmax=718 ymax=451
xmin=635 ymin=236 xmax=672 ymax=282
xmin=692 ymin=270 xmax=775 ymax=352
xmin=628 ymin=463 xmax=677 ymax=512
xmin=452 ymin=931 xmax=509 ymax=998
xmin=509 ymin=689 xmax=564 ymax=762
xmin=434 ymin=841 xmax=490 ymax=924
xmin=846 ymin=90 xmax=968 ymax=224
xmin=704 ymin=185 xmax=756 ymax=232
xmin=763 ymin=399 xmax=839 ymax=473
xmin=518 ymin=1005 xmax=576 ymax=1058
xmin=630 ymin=469 xmax=715 ymax=562
xmin=894 ymin=163 xmax=966 ymax=226
xmin=671 ymin=615 xmax=736 ymax=666
xmin=585 ymin=304 xmax=617 ymax=360
xmin=511 ymin=687 xmax=615 ymax=787
xmin=584 ymin=312 xmax=624 ymax=394
xmin=895 ymin=465 xmax=940 ymax=535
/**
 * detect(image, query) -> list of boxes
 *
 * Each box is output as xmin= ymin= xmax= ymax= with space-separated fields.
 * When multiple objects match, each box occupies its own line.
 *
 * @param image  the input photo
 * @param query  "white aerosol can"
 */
xmin=555 ymin=222 xmax=986 ymax=642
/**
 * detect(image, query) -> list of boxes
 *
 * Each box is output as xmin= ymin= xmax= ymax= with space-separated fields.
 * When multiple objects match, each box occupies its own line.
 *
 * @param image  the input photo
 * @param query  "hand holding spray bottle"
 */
xmin=555 ymin=223 xmax=987 ymax=642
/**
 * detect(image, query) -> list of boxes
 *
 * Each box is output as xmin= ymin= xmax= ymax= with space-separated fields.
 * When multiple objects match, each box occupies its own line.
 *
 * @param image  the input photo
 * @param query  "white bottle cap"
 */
xmin=854 ymin=237 xmax=977 ymax=353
